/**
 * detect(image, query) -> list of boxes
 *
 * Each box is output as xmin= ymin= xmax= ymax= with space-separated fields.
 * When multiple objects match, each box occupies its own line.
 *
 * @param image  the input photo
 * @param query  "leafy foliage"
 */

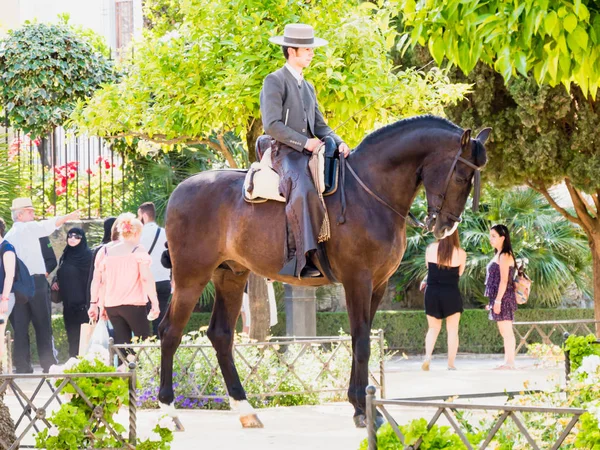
xmin=124 ymin=143 xmax=229 ymax=223
xmin=398 ymin=0 xmax=600 ymax=97
xmin=34 ymin=356 xmax=129 ymax=449
xmin=0 ymin=137 xmax=19 ymax=222
xmin=564 ymin=333 xmax=600 ymax=371
xmin=359 ymin=419 xmax=466 ymax=449
xmin=396 ymin=186 xmax=591 ymax=307
xmin=361 ymin=348 xmax=600 ymax=449
xmin=34 ymin=355 xmax=175 ymax=449
xmin=0 ymin=21 xmax=116 ymax=137
xmin=72 ymin=0 xmax=469 ymax=163
xmin=441 ymin=62 xmax=600 ymax=196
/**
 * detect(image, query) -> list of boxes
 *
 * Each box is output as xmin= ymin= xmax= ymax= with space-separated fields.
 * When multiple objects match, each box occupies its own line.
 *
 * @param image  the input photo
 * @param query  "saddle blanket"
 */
xmin=243 ymin=144 xmax=325 ymax=203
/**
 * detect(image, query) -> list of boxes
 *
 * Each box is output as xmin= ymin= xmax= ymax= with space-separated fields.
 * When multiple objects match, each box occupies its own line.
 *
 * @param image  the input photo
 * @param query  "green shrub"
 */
xmin=359 ymin=419 xmax=466 ymax=449
xmin=318 ymin=309 xmax=594 ymax=354
xmin=563 ymin=334 xmax=600 ymax=372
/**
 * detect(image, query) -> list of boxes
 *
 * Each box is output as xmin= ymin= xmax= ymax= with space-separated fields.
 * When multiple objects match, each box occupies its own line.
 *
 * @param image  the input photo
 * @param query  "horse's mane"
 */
xmin=355 ymin=115 xmax=462 ymax=151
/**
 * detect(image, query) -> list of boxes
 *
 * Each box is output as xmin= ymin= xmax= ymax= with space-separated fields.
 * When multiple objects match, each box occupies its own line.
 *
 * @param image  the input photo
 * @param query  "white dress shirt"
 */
xmin=5 ymin=218 xmax=59 ymax=275
xmin=284 ymin=63 xmax=304 ymax=86
xmin=140 ymin=222 xmax=170 ymax=283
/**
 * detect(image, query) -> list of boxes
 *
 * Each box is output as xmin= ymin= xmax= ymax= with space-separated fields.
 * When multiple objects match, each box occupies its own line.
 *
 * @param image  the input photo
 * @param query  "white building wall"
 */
xmin=0 ymin=0 xmax=142 ymax=51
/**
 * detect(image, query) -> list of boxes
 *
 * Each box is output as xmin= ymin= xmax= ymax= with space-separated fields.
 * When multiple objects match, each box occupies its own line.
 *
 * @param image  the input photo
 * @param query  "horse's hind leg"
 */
xmin=207 ymin=266 xmax=262 ymax=428
xmin=158 ymin=272 xmax=211 ymax=411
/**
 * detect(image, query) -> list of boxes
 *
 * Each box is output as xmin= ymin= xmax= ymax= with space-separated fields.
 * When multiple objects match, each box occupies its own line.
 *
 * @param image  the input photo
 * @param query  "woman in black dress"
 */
xmin=420 ymin=230 xmax=466 ymax=371
xmin=51 ymin=227 xmax=93 ymax=357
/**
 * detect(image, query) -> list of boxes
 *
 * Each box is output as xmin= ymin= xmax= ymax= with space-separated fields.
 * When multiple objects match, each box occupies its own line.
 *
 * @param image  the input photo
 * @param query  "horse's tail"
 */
xmin=161 ymin=241 xmax=172 ymax=269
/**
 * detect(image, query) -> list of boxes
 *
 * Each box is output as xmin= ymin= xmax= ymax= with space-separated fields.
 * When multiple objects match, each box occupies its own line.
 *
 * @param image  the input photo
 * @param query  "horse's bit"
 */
xmin=338 ymin=144 xmax=481 ymax=231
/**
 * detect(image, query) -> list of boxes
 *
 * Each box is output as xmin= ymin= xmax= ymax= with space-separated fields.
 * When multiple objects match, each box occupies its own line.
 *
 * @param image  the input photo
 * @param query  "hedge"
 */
xmin=318 ymin=308 xmax=595 ymax=354
xmin=8 ymin=308 xmax=595 ymax=364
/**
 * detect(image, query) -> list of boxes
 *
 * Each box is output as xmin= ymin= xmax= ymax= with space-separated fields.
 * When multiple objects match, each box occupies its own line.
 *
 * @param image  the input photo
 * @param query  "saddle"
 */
xmin=243 ymin=137 xmax=340 ymax=203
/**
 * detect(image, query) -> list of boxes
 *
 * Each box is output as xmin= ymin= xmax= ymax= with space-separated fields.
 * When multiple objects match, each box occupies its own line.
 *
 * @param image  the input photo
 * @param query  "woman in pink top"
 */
xmin=88 ymin=213 xmax=159 ymax=345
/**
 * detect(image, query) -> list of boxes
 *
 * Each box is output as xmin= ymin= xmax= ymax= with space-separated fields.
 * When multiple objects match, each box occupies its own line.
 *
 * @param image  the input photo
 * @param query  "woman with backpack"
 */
xmin=51 ymin=227 xmax=93 ymax=358
xmin=485 ymin=224 xmax=518 ymax=370
xmin=0 ymin=218 xmax=16 ymax=362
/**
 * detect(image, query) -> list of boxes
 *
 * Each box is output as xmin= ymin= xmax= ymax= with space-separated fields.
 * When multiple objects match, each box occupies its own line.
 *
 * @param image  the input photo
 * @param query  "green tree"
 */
xmin=0 ymin=137 xmax=19 ymax=222
xmin=397 ymin=187 xmax=592 ymax=307
xmin=399 ymin=0 xmax=600 ymax=326
xmin=0 ymin=21 xmax=116 ymax=138
xmin=398 ymin=0 xmax=600 ymax=96
xmin=71 ymin=0 xmax=470 ymax=167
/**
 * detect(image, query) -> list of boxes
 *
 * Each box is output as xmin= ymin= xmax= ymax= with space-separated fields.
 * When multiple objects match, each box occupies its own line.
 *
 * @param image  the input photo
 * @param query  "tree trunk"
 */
xmin=248 ymin=273 xmax=270 ymax=342
xmin=531 ymin=181 xmax=600 ymax=334
xmin=244 ymin=119 xmax=271 ymax=342
xmin=246 ymin=117 xmax=263 ymax=164
xmin=0 ymin=365 xmax=17 ymax=450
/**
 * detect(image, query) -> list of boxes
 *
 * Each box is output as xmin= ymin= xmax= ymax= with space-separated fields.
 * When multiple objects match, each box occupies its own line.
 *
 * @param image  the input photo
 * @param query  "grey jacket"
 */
xmin=260 ymin=67 xmax=343 ymax=152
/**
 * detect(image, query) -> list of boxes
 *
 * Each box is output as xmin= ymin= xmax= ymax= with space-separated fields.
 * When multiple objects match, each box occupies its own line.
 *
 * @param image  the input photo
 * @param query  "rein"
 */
xmin=337 ymin=144 xmax=482 ymax=229
xmin=337 ymin=157 xmax=424 ymax=228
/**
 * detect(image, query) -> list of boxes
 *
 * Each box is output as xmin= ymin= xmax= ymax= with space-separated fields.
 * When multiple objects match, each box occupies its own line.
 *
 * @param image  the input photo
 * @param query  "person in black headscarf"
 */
xmin=51 ymin=227 xmax=93 ymax=357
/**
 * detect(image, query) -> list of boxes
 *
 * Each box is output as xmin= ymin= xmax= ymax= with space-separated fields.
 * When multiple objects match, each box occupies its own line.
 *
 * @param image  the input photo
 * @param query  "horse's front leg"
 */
xmin=343 ymin=275 xmax=374 ymax=428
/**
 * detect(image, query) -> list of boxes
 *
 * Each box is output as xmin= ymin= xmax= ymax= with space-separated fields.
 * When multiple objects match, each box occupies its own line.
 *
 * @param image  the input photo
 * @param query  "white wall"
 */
xmin=0 ymin=0 xmax=21 ymax=36
xmin=0 ymin=0 xmax=142 ymax=50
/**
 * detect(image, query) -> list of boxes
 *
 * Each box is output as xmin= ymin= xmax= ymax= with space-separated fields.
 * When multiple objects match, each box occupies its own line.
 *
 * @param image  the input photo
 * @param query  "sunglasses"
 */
xmin=68 ymin=234 xmax=82 ymax=240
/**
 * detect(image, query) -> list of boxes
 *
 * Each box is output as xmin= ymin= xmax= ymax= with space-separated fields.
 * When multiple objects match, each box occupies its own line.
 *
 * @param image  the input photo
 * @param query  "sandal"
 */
xmin=494 ymin=364 xmax=516 ymax=370
xmin=421 ymin=359 xmax=431 ymax=371
xmin=447 ymin=366 xmax=457 ymax=371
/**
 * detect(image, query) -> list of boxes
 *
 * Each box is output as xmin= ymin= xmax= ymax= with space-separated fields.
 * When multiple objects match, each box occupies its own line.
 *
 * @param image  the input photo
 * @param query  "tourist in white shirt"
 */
xmin=137 ymin=202 xmax=170 ymax=336
xmin=5 ymin=198 xmax=79 ymax=373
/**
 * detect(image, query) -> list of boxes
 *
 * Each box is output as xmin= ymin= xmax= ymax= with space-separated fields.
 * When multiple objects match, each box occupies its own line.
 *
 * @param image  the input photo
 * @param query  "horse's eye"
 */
xmin=455 ymin=176 xmax=467 ymax=184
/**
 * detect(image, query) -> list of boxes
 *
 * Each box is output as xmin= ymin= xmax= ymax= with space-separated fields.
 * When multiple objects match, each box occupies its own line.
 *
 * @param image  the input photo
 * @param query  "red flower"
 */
xmin=55 ymin=186 xmax=66 ymax=196
xmin=104 ymin=160 xmax=111 ymax=170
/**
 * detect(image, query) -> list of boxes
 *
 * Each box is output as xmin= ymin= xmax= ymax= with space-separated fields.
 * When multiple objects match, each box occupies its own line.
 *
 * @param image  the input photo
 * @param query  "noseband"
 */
xmin=427 ymin=145 xmax=482 ymax=226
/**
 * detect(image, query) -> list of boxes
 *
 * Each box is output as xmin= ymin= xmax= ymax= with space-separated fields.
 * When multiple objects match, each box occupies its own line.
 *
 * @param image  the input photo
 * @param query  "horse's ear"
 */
xmin=460 ymin=129 xmax=472 ymax=148
xmin=476 ymin=127 xmax=492 ymax=144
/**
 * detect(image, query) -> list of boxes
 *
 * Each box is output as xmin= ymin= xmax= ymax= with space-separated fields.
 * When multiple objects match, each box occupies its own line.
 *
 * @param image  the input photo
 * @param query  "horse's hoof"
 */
xmin=354 ymin=414 xmax=367 ymax=428
xmin=240 ymin=414 xmax=264 ymax=428
xmin=172 ymin=416 xmax=185 ymax=432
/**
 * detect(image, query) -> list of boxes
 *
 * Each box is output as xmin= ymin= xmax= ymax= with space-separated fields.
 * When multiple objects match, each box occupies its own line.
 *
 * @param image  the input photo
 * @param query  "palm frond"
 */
xmin=395 ymin=186 xmax=591 ymax=308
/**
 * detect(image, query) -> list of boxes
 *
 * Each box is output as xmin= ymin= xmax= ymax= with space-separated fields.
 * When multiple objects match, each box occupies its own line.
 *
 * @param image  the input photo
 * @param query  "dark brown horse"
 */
xmin=158 ymin=115 xmax=490 ymax=428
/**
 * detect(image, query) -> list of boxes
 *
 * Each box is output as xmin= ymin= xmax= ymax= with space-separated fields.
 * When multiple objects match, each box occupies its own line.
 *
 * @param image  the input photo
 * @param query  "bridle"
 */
xmin=425 ymin=144 xmax=482 ymax=228
xmin=339 ymin=142 xmax=482 ymax=231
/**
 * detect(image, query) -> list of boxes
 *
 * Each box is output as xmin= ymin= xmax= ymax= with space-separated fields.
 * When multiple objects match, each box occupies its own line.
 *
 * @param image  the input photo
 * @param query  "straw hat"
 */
xmin=10 ymin=198 xmax=34 ymax=211
xmin=269 ymin=24 xmax=327 ymax=48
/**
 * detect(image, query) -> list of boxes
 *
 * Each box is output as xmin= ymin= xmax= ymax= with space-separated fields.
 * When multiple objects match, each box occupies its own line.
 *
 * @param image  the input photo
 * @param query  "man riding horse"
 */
xmin=259 ymin=24 xmax=351 ymax=279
